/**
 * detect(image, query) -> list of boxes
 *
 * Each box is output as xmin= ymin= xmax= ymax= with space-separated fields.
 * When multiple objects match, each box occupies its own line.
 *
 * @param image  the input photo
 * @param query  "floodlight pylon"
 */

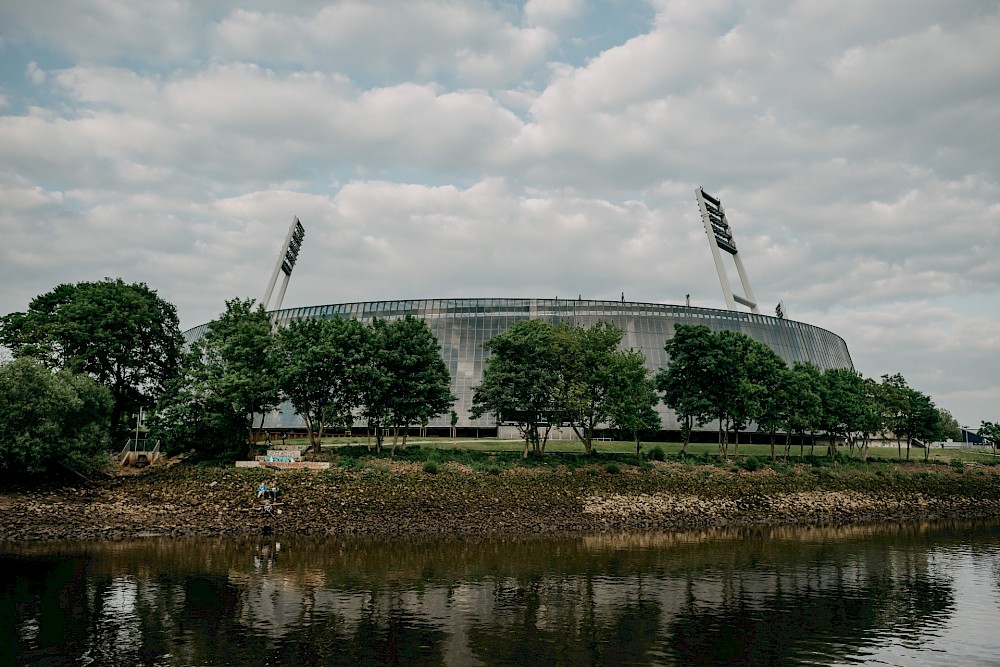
xmin=262 ymin=216 xmax=305 ymax=312
xmin=695 ymin=187 xmax=759 ymax=314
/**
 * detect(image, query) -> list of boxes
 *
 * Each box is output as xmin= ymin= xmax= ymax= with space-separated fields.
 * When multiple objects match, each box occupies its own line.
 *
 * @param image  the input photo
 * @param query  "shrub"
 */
xmin=950 ymin=459 xmax=965 ymax=471
xmin=423 ymin=461 xmax=439 ymax=474
xmin=740 ymin=457 xmax=763 ymax=472
xmin=605 ymin=462 xmax=620 ymax=474
xmin=647 ymin=446 xmax=665 ymax=462
xmin=338 ymin=456 xmax=361 ymax=470
xmin=771 ymin=462 xmax=794 ymax=475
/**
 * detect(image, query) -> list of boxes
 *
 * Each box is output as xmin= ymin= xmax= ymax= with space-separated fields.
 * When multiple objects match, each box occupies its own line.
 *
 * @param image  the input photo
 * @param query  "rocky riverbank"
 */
xmin=4 ymin=458 xmax=1000 ymax=542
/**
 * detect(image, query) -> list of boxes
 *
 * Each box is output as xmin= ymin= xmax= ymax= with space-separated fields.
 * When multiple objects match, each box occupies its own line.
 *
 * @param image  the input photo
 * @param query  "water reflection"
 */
xmin=4 ymin=520 xmax=1000 ymax=666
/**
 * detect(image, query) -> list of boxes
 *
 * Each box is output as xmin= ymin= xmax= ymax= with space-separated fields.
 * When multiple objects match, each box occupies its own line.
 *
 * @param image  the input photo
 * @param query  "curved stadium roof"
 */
xmin=185 ymin=297 xmax=852 ymax=431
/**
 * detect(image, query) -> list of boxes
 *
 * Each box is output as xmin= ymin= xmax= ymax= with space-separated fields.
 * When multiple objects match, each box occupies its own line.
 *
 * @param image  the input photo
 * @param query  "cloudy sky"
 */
xmin=1 ymin=0 xmax=998 ymax=427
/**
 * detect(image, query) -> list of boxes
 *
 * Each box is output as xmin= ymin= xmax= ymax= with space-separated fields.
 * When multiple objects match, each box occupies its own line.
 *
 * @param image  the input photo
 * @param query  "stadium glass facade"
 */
xmin=185 ymin=298 xmax=853 ymax=432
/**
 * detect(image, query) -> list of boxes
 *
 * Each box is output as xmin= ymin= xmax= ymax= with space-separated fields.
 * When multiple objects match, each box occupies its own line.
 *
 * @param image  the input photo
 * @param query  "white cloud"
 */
xmin=524 ymin=0 xmax=585 ymax=28
xmin=0 ymin=0 xmax=999 ymax=426
xmin=211 ymin=2 xmax=557 ymax=87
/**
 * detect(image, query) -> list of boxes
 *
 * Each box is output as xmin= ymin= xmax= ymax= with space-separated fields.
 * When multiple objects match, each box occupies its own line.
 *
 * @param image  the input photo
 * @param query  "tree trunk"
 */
xmin=719 ymin=416 xmax=726 ymax=461
xmin=770 ymin=430 xmax=776 ymax=462
xmin=906 ymin=437 xmax=911 ymax=461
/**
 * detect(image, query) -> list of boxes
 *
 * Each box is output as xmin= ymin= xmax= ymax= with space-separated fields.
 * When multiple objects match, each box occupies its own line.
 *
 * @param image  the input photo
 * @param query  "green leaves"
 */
xmin=361 ymin=315 xmax=455 ymax=451
xmin=0 ymin=357 xmax=112 ymax=475
xmin=472 ymin=320 xmax=561 ymax=457
xmin=0 ymin=278 xmax=183 ymax=440
xmin=151 ymin=298 xmax=277 ymax=458
xmin=273 ymin=316 xmax=367 ymax=448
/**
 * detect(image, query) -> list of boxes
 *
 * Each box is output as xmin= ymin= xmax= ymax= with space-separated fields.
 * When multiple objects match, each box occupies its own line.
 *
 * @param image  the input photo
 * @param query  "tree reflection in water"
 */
xmin=3 ymin=520 xmax=998 ymax=666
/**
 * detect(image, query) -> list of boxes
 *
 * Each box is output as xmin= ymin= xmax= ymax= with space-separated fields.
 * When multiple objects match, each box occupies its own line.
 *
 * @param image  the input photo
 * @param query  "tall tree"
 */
xmin=0 ymin=278 xmax=183 ymax=441
xmin=899 ymin=388 xmax=942 ymax=462
xmin=936 ymin=408 xmax=962 ymax=442
xmin=819 ymin=368 xmax=868 ymax=459
xmin=272 ymin=316 xmax=366 ymax=454
xmin=152 ymin=299 xmax=278 ymax=459
xmin=657 ymin=324 xmax=718 ymax=452
xmin=606 ymin=349 xmax=662 ymax=459
xmin=0 ymin=357 xmax=112 ymax=476
xmin=749 ymin=343 xmax=791 ymax=461
xmin=980 ymin=421 xmax=1000 ymax=452
xmin=379 ymin=315 xmax=454 ymax=453
xmin=879 ymin=373 xmax=911 ymax=457
xmin=472 ymin=319 xmax=560 ymax=458
xmin=782 ymin=362 xmax=824 ymax=461
xmin=553 ymin=321 xmax=626 ymax=455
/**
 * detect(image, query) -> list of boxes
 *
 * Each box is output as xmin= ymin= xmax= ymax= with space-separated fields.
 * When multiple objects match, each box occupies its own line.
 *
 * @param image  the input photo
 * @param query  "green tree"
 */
xmin=272 ymin=316 xmax=366 ymax=454
xmin=819 ymin=368 xmax=868 ymax=459
xmin=782 ymin=362 xmax=824 ymax=461
xmin=472 ymin=319 xmax=560 ymax=458
xmin=748 ymin=343 xmax=790 ymax=461
xmin=0 ymin=357 xmax=112 ymax=476
xmin=151 ymin=299 xmax=278 ymax=460
xmin=553 ymin=321 xmax=627 ymax=455
xmin=898 ymin=388 xmax=941 ymax=462
xmin=0 ymin=278 xmax=183 ymax=441
xmin=657 ymin=325 xmax=718 ymax=452
xmin=606 ymin=349 xmax=661 ymax=459
xmin=936 ymin=408 xmax=962 ymax=442
xmin=379 ymin=315 xmax=454 ymax=453
xmin=980 ymin=421 xmax=1000 ymax=452
xmin=879 ymin=373 xmax=911 ymax=458
xmin=717 ymin=330 xmax=761 ymax=457
xmin=856 ymin=377 xmax=882 ymax=461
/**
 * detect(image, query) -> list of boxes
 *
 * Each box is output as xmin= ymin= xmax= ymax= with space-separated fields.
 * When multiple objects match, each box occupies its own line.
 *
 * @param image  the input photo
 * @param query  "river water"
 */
xmin=4 ymin=520 xmax=1000 ymax=666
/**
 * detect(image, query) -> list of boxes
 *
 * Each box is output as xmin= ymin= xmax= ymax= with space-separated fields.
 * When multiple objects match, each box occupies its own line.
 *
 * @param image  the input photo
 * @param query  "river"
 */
xmin=4 ymin=520 xmax=1000 ymax=666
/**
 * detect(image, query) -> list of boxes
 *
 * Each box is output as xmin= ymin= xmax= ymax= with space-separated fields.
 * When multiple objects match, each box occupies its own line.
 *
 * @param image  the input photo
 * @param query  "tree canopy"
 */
xmin=272 ymin=316 xmax=367 ymax=452
xmin=0 ymin=278 xmax=183 ymax=441
xmin=364 ymin=315 xmax=454 ymax=453
xmin=472 ymin=319 xmax=561 ymax=458
xmin=0 ymin=357 xmax=112 ymax=476
xmin=151 ymin=299 xmax=278 ymax=459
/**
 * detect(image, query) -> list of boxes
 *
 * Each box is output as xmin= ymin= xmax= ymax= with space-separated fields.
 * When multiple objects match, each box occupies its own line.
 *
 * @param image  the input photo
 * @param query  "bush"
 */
xmin=739 ymin=457 xmax=763 ymax=472
xmin=950 ymin=459 xmax=965 ymax=471
xmin=0 ymin=357 xmax=112 ymax=477
xmin=605 ymin=462 xmax=620 ymax=474
xmin=771 ymin=461 xmax=794 ymax=475
xmin=338 ymin=456 xmax=361 ymax=470
xmin=647 ymin=446 xmax=665 ymax=462
xmin=423 ymin=460 xmax=439 ymax=474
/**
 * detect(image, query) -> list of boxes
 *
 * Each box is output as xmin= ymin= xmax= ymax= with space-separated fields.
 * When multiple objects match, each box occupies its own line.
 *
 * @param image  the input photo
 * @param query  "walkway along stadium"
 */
xmin=183 ymin=189 xmax=854 ymax=438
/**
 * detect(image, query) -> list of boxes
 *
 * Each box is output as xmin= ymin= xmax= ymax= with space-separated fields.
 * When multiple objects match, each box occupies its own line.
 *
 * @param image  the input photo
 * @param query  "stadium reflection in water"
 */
xmin=7 ymin=520 xmax=1000 ymax=666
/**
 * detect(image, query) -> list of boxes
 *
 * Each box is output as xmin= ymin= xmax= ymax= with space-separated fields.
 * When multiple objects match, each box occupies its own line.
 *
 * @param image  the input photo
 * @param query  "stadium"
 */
xmin=184 ymin=190 xmax=855 ymax=436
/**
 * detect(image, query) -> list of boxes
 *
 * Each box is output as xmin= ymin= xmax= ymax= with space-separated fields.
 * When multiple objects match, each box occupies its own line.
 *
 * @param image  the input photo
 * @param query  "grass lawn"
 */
xmin=272 ymin=434 xmax=999 ymax=466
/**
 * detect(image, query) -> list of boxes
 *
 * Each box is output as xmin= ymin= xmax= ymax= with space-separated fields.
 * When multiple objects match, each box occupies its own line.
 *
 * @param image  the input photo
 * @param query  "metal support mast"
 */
xmin=695 ymin=187 xmax=759 ymax=314
xmin=261 ymin=216 xmax=305 ymax=312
